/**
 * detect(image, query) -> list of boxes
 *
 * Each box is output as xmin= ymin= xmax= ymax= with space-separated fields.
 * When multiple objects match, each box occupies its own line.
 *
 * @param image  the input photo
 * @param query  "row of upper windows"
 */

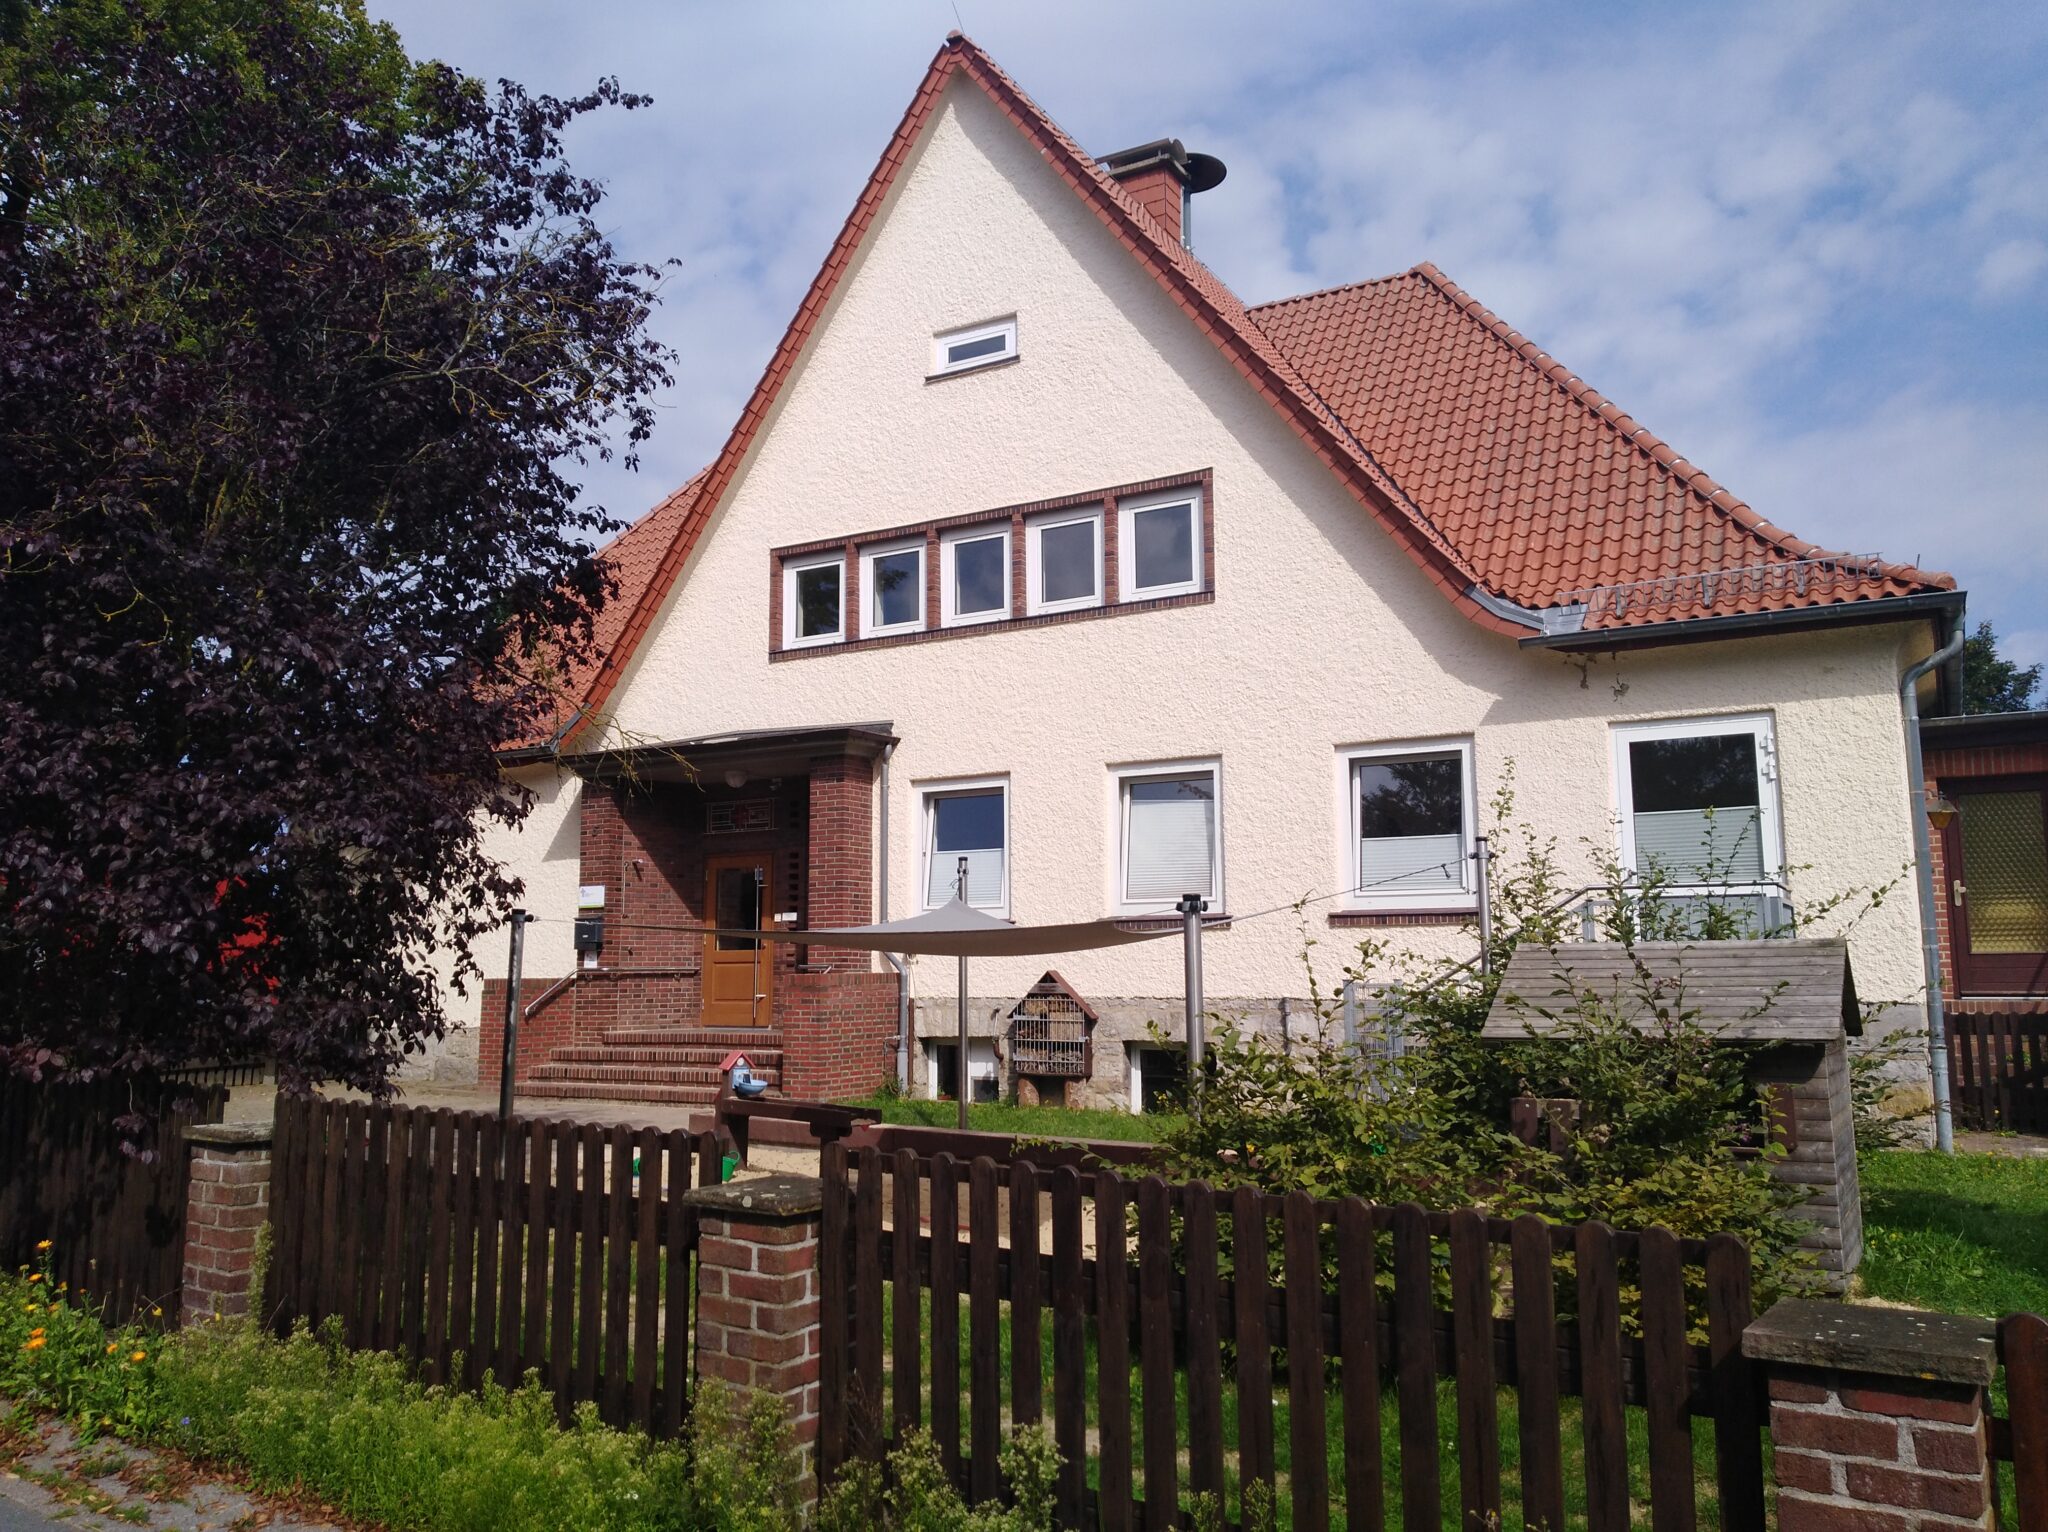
xmin=776 ymin=480 xmax=1207 ymax=652
xmin=915 ymin=714 xmax=1783 ymax=920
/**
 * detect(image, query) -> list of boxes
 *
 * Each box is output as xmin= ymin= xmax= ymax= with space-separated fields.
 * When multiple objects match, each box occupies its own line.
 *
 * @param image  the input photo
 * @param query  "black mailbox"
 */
xmin=573 ymin=915 xmax=604 ymax=953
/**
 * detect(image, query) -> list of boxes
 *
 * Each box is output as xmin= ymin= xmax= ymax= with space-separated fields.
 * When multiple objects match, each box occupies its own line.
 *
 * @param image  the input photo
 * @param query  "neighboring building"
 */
xmin=438 ymin=35 xmax=1965 ymax=1111
xmin=1921 ymin=711 xmax=2048 ymax=1006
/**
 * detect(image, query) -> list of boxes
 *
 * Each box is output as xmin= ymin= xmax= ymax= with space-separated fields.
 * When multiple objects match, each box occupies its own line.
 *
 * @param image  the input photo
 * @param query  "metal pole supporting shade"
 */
xmin=955 ymin=858 xmax=970 ymax=1131
xmin=1178 ymin=894 xmax=1207 ymax=1113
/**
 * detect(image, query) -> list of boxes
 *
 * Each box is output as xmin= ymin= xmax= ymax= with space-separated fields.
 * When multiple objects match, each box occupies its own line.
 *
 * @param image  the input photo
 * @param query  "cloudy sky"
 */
xmin=365 ymin=1 xmax=2048 ymax=671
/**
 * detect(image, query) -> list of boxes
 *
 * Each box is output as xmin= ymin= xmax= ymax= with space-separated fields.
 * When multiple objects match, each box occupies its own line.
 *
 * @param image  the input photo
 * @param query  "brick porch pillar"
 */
xmin=681 ymin=1174 xmax=824 ymax=1485
xmin=1745 ymin=1299 xmax=1999 ymax=1530
xmin=180 ymin=1120 xmax=275 ymax=1325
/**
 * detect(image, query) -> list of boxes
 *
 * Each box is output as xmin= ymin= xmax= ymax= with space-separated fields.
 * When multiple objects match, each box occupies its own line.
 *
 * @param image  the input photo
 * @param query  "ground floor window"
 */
xmin=926 ymin=1039 xmax=999 ymax=1103
xmin=1128 ymin=1044 xmax=1187 ymax=1115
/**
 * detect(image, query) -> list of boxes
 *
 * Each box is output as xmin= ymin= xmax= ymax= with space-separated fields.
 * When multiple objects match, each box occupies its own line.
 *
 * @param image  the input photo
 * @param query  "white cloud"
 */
xmin=1978 ymin=238 xmax=2048 ymax=300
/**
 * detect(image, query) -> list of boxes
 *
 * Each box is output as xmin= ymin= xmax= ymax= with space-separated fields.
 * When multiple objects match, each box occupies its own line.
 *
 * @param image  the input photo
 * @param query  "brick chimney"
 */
xmin=1097 ymin=139 xmax=1226 ymax=248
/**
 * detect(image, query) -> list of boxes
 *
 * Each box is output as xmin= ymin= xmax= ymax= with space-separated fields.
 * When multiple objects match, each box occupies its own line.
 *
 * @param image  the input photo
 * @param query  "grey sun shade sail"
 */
xmin=702 ymin=897 xmax=1181 ymax=957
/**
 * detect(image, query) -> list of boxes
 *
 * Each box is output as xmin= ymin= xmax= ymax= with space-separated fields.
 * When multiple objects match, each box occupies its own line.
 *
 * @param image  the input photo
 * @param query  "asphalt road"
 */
xmin=0 ymin=1483 xmax=68 ymax=1532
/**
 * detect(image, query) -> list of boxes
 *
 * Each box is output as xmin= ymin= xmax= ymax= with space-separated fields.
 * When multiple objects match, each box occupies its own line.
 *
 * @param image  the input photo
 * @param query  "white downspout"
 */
xmin=878 ymin=743 xmax=911 ymax=1092
xmin=1900 ymin=620 xmax=1967 ymax=1153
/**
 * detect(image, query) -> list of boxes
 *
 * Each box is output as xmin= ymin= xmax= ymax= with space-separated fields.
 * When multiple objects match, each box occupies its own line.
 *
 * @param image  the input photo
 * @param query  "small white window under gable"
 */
xmin=1341 ymin=740 xmax=1477 ymax=910
xmin=1613 ymin=714 xmax=1781 ymax=890
xmin=923 ymin=779 xmax=1009 ymax=913
xmin=930 ymin=317 xmax=1017 ymax=378
xmin=1116 ymin=761 xmax=1221 ymax=911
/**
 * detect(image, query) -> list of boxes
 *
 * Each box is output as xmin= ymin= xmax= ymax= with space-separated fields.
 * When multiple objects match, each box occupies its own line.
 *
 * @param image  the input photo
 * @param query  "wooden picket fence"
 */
xmin=819 ymin=1146 xmax=1767 ymax=1532
xmin=1948 ymin=1011 xmax=2048 ymax=1133
xmin=1997 ymin=1312 xmax=2048 ymax=1528
xmin=267 ymin=1096 xmax=721 ymax=1436
xmin=0 ymin=1075 xmax=228 ymax=1322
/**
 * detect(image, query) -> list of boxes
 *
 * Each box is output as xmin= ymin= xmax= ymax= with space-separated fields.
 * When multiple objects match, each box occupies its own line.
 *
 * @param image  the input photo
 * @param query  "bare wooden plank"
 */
xmin=424 ymin=1109 xmax=455 ymax=1385
xmin=1509 ymin=1214 xmax=1564 ymax=1532
xmin=1447 ymin=1207 xmax=1500 ymax=1530
xmin=404 ymin=1107 xmax=434 ymax=1363
xmin=1010 ymin=1159 xmax=1044 ymax=1428
xmin=469 ymin=1113 xmax=500 ymax=1389
xmin=494 ymin=1113 xmax=526 ymax=1387
xmin=1233 ymin=1184 xmax=1278 ymax=1515
xmin=1051 ymin=1167 xmax=1089 ymax=1532
xmin=1284 ymin=1190 xmax=1330 ymax=1532
xmin=660 ymin=1127 xmax=692 ymax=1438
xmin=552 ymin=1126 xmax=578 ymax=1399
xmin=378 ymin=1105 xmax=410 ymax=1352
xmin=929 ymin=1152 xmax=963 ymax=1489
xmin=818 ymin=1144 xmax=851 ymax=1485
xmin=1095 ymin=1170 xmax=1135 ymax=1532
xmin=1391 ymin=1202 xmax=1440 ymax=1532
xmin=576 ymin=1120 xmax=603 ymax=1412
xmin=1638 ymin=1225 xmax=1697 ymax=1532
xmin=1335 ymin=1197 xmax=1383 ymax=1532
xmin=317 ymin=1099 xmax=346 ymax=1325
xmin=336 ymin=1103 xmax=367 ymax=1347
xmin=892 ymin=1147 xmax=922 ymax=1444
xmin=1138 ymin=1176 xmax=1178 ymax=1532
xmin=632 ymin=1125 xmax=663 ymax=1432
xmin=1183 ymin=1180 xmax=1226 ymax=1516
xmin=968 ymin=1156 xmax=1003 ymax=1505
xmin=362 ymin=1105 xmax=393 ymax=1359
xmin=852 ymin=1145 xmax=885 ymax=1461
xmin=604 ymin=1122 xmax=634 ymax=1425
xmin=2002 ymin=1313 xmax=2048 ymax=1528
xmin=447 ymin=1113 xmax=478 ymax=1385
xmin=1576 ymin=1220 xmax=1629 ymax=1532
xmin=525 ymin=1118 xmax=552 ymax=1383
xmin=1705 ymin=1233 xmax=1765 ymax=1532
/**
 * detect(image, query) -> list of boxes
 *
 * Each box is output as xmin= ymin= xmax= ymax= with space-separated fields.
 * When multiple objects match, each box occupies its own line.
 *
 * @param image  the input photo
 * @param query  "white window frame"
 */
xmin=1336 ymin=740 xmax=1478 ymax=912
xmin=1127 ymin=1043 xmax=1187 ymax=1115
xmin=1116 ymin=487 xmax=1204 ymax=602
xmin=1025 ymin=505 xmax=1104 ymax=616
xmin=860 ymin=538 xmax=926 ymax=638
xmin=780 ymin=552 xmax=845 ymax=648
xmin=1111 ymin=758 xmax=1223 ymax=915
xmin=926 ymin=1038 xmax=999 ymax=1102
xmin=930 ymin=316 xmax=1018 ymax=378
xmin=941 ymin=524 xmax=1012 ymax=628
xmin=1611 ymin=713 xmax=1782 ymax=895
xmin=920 ymin=776 xmax=1010 ymax=917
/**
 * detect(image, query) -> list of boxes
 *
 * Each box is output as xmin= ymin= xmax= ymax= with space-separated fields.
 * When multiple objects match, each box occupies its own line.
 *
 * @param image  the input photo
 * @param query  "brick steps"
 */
xmin=522 ymin=1027 xmax=785 ymax=1107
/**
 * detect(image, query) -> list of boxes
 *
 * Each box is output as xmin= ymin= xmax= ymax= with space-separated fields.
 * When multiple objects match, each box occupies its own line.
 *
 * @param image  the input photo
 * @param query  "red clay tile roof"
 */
xmin=1248 ymin=265 xmax=1952 ymax=630
xmin=543 ymin=35 xmax=1955 ymax=750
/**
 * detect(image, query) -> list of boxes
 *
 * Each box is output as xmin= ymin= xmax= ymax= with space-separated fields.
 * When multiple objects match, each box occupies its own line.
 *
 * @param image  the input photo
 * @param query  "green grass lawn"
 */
xmin=1857 ymin=1148 xmax=2048 ymax=1317
xmin=841 ymin=1094 xmax=1181 ymax=1144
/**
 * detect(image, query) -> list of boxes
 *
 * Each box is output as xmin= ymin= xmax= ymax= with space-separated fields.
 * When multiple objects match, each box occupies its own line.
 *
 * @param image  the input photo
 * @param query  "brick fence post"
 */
xmin=1744 ymin=1298 xmax=2000 ymax=1531
xmin=679 ymin=1174 xmax=823 ymax=1488
xmin=180 ymin=1120 xmax=275 ymax=1325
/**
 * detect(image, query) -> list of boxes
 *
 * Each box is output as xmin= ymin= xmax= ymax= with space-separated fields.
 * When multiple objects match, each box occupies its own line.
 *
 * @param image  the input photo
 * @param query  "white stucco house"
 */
xmin=444 ymin=35 xmax=1964 ymax=1114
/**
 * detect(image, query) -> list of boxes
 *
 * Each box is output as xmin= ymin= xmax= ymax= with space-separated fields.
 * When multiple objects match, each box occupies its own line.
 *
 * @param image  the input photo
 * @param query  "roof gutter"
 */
xmin=1515 ymin=589 xmax=1966 ymax=656
xmin=1900 ymin=609 xmax=1968 ymax=1154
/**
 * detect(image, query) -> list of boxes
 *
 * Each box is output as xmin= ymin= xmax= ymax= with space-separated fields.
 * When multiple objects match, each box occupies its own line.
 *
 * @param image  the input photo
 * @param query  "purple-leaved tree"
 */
xmin=0 ymin=0 xmax=671 ymax=1098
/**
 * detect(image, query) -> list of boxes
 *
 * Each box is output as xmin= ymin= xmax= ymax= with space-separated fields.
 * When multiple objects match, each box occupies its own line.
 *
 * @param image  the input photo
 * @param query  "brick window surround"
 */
xmin=768 ymin=469 xmax=1214 ymax=661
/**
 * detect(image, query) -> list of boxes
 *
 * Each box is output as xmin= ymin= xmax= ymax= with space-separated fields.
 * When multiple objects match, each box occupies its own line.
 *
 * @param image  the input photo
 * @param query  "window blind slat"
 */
xmin=1357 ymin=832 xmax=1465 ymax=893
xmin=1126 ymin=789 xmax=1214 ymax=901
xmin=1633 ymin=806 xmax=1765 ymax=883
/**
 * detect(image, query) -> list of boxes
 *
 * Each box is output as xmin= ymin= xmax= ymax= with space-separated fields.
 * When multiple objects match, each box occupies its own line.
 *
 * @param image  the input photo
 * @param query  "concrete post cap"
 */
xmin=1742 ymin=1298 xmax=1997 ymax=1386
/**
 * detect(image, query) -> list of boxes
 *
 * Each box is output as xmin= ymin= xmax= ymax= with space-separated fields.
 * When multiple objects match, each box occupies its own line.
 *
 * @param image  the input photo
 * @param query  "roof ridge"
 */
xmin=1245 ymin=267 xmax=1419 ymax=314
xmin=1407 ymin=261 xmax=1952 ymax=592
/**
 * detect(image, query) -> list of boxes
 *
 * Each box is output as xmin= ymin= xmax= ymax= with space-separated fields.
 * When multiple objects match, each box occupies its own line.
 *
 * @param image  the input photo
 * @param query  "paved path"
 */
xmin=1 ymin=1415 xmax=343 ymax=1531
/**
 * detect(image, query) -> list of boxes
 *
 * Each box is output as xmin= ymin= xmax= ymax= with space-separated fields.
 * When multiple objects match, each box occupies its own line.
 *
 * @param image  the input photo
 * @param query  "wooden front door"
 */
xmin=1944 ymin=776 xmax=2048 ymax=997
xmin=702 ymin=856 xmax=774 ymax=1027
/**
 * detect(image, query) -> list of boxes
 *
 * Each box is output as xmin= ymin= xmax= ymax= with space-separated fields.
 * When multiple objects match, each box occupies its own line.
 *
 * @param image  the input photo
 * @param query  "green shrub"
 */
xmin=818 ymin=1423 xmax=1059 ymax=1532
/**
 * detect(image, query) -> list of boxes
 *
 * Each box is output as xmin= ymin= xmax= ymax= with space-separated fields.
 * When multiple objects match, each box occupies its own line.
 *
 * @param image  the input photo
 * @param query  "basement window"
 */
xmin=931 ymin=317 xmax=1018 ymax=378
xmin=781 ymin=554 xmax=844 ymax=648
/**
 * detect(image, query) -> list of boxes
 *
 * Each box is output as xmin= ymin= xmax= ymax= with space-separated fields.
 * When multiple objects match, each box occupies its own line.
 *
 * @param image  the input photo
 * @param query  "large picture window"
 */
xmin=1117 ymin=762 xmax=1221 ymax=910
xmin=1614 ymin=716 xmax=1780 ymax=891
xmin=1343 ymin=742 xmax=1475 ymax=909
xmin=923 ymin=781 xmax=1008 ymax=913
